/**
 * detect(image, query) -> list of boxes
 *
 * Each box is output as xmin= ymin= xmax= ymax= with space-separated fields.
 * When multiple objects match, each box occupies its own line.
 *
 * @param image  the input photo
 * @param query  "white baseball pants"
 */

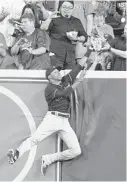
xmin=18 ymin=111 xmax=81 ymax=165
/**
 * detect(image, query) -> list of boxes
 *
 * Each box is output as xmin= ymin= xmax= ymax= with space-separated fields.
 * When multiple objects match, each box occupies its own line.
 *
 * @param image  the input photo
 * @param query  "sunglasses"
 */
xmin=61 ymin=6 xmax=73 ymax=10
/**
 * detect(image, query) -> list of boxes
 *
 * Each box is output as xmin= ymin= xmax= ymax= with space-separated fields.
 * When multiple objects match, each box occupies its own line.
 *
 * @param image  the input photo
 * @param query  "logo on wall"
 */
xmin=0 ymin=86 xmax=37 ymax=181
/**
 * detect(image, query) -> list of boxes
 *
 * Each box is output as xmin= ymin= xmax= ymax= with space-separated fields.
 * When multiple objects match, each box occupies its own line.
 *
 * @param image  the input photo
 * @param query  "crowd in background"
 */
xmin=0 ymin=0 xmax=126 ymax=70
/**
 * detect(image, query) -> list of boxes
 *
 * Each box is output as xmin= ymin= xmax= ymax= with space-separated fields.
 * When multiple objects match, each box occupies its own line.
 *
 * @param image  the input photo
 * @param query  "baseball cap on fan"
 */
xmin=45 ymin=67 xmax=56 ymax=80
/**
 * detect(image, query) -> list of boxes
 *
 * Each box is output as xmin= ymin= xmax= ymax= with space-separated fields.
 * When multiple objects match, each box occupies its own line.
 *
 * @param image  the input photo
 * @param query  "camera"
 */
xmin=9 ymin=19 xmax=23 ymax=38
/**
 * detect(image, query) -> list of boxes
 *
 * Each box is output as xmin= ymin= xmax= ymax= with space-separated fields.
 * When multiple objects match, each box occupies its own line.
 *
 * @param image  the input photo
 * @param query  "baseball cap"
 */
xmin=45 ymin=67 xmax=56 ymax=80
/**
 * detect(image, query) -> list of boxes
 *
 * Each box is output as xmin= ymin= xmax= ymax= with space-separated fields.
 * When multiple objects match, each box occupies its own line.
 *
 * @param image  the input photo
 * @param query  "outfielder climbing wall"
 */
xmin=0 ymin=81 xmax=57 ymax=181
xmin=0 ymin=77 xmax=126 ymax=181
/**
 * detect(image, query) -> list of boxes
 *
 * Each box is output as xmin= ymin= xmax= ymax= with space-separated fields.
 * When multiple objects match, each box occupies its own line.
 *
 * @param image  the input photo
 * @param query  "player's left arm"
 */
xmin=62 ymin=47 xmax=93 ymax=85
xmin=62 ymin=64 xmax=83 ymax=85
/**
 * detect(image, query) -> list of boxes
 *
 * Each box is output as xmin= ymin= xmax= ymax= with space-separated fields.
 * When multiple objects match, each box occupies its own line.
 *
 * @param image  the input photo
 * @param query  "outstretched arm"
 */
xmin=71 ymin=68 xmax=86 ymax=90
xmin=62 ymin=48 xmax=92 ymax=84
xmin=101 ymin=43 xmax=127 ymax=59
xmin=35 ymin=2 xmax=49 ymax=20
xmin=110 ymin=48 xmax=127 ymax=59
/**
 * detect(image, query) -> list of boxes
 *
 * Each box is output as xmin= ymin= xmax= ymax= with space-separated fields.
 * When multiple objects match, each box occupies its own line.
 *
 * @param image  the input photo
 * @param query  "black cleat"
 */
xmin=41 ymin=156 xmax=48 ymax=176
xmin=7 ymin=149 xmax=19 ymax=164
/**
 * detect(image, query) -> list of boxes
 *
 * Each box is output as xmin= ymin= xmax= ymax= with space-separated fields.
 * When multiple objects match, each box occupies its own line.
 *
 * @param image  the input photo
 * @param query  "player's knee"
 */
xmin=72 ymin=146 xmax=81 ymax=157
xmin=75 ymin=147 xmax=82 ymax=156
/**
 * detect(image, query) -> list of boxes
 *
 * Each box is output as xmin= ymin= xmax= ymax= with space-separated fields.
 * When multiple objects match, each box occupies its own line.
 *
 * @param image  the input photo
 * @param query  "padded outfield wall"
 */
xmin=0 ymin=71 xmax=126 ymax=181
xmin=62 ymin=77 xmax=126 ymax=181
xmin=0 ymin=71 xmax=58 ymax=181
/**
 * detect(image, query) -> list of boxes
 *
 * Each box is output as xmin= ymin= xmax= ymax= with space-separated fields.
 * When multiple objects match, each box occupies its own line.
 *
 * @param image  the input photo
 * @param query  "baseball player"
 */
xmin=7 ymin=51 xmax=93 ymax=175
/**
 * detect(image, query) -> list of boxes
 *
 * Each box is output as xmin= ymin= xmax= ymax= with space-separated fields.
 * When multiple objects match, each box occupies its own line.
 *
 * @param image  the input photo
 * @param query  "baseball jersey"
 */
xmin=45 ymin=64 xmax=82 ymax=113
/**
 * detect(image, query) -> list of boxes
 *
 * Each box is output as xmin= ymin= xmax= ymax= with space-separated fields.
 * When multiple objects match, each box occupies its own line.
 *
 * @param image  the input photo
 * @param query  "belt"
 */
xmin=51 ymin=111 xmax=70 ymax=118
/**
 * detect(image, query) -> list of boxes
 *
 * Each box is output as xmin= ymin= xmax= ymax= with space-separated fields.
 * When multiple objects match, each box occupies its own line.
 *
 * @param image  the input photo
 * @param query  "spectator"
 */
xmin=22 ymin=0 xmax=56 ymax=26
xmin=87 ymin=8 xmax=114 ymax=70
xmin=0 ymin=32 xmax=16 ymax=69
xmin=24 ymin=0 xmax=57 ymax=13
xmin=101 ymin=24 xmax=127 ymax=70
xmin=3 ymin=0 xmax=50 ymax=47
xmin=9 ymin=2 xmax=49 ymax=37
xmin=11 ymin=13 xmax=50 ymax=70
xmin=105 ymin=1 xmax=126 ymax=36
xmin=0 ymin=0 xmax=26 ymax=47
xmin=74 ymin=0 xmax=112 ymax=60
xmin=0 ymin=32 xmax=7 ymax=67
xmin=72 ymin=0 xmax=99 ymax=36
xmin=92 ymin=8 xmax=114 ymax=38
xmin=41 ymin=0 xmax=58 ymax=13
xmin=21 ymin=2 xmax=51 ymax=49
xmin=72 ymin=0 xmax=98 ymax=60
xmin=48 ymin=0 xmax=87 ymax=69
xmin=23 ymin=0 xmax=59 ymax=25
xmin=97 ymin=1 xmax=111 ymax=14
xmin=21 ymin=4 xmax=48 ymax=28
